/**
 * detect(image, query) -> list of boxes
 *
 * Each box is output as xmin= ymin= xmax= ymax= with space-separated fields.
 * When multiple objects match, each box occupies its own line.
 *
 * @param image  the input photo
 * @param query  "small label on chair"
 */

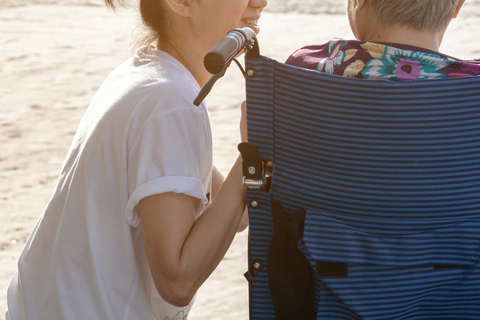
xmin=316 ymin=261 xmax=348 ymax=277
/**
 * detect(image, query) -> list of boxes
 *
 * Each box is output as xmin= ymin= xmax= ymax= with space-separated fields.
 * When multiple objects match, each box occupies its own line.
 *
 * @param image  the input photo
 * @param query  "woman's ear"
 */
xmin=453 ymin=0 xmax=466 ymax=19
xmin=163 ymin=0 xmax=192 ymax=17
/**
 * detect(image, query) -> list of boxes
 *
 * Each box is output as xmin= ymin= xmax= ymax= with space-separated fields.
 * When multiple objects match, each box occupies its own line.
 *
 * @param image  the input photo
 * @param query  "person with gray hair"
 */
xmin=369 ymin=0 xmax=464 ymax=34
xmin=287 ymin=0 xmax=480 ymax=80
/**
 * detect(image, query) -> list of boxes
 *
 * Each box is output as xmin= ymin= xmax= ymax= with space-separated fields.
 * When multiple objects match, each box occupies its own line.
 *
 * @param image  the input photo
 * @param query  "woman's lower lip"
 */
xmin=242 ymin=23 xmax=260 ymax=34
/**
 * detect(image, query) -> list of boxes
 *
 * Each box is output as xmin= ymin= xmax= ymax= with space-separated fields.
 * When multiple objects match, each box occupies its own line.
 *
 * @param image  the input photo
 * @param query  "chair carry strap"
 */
xmin=267 ymin=200 xmax=315 ymax=320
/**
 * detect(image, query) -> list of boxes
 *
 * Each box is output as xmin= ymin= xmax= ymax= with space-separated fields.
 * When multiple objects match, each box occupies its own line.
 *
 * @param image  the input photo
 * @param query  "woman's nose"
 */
xmin=250 ymin=0 xmax=268 ymax=12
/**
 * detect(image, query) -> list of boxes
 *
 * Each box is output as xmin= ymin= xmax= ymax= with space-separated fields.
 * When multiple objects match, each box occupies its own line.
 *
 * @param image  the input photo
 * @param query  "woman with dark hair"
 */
xmin=5 ymin=0 xmax=267 ymax=318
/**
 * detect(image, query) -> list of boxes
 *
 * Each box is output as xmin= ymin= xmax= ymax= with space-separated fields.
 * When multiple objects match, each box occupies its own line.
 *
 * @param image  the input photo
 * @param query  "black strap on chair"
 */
xmin=316 ymin=261 xmax=348 ymax=277
xmin=267 ymin=200 xmax=315 ymax=320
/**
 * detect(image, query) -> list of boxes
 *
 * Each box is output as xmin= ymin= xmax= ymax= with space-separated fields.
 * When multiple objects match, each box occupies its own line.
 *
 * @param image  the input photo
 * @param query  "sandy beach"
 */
xmin=1 ymin=1 xmax=480 ymax=319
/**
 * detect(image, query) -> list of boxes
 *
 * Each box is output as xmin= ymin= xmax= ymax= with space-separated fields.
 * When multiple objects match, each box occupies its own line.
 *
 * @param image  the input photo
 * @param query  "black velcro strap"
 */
xmin=316 ymin=261 xmax=348 ymax=277
xmin=434 ymin=264 xmax=467 ymax=270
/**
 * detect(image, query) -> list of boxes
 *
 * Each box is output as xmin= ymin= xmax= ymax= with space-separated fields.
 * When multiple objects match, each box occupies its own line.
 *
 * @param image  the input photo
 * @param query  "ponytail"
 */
xmin=139 ymin=0 xmax=168 ymax=46
xmin=105 ymin=0 xmax=167 ymax=47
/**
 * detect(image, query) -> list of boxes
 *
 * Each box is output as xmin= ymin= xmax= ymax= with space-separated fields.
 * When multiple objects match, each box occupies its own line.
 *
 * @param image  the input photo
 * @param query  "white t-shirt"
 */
xmin=5 ymin=46 xmax=213 ymax=320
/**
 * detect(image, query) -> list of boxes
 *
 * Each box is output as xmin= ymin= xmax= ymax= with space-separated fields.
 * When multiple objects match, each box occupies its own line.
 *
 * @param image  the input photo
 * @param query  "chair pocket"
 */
xmin=303 ymin=211 xmax=480 ymax=319
xmin=303 ymin=210 xmax=480 ymax=273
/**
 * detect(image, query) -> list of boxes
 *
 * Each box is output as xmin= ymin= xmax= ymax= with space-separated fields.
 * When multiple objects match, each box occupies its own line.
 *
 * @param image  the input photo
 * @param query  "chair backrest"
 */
xmin=244 ymin=55 xmax=480 ymax=320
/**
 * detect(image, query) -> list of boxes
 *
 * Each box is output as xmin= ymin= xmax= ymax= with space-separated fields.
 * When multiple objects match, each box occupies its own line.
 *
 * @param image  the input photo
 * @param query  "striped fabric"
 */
xmin=244 ymin=55 xmax=480 ymax=319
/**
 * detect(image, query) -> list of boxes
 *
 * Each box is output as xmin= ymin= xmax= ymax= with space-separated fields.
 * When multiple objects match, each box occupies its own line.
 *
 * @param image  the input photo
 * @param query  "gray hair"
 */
xmin=371 ymin=0 xmax=460 ymax=33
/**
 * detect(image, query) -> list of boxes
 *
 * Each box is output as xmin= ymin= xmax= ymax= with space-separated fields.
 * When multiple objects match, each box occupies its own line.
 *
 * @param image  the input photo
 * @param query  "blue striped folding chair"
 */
xmin=240 ymin=51 xmax=480 ymax=319
xmin=196 ymin=28 xmax=480 ymax=320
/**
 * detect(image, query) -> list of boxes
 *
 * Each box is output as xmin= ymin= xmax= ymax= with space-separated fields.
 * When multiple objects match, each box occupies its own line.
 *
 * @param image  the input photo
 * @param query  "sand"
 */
xmin=1 ymin=1 xmax=479 ymax=319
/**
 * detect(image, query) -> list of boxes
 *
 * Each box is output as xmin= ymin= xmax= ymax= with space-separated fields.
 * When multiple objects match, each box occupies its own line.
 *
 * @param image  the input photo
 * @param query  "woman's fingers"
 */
xmin=240 ymin=100 xmax=248 ymax=142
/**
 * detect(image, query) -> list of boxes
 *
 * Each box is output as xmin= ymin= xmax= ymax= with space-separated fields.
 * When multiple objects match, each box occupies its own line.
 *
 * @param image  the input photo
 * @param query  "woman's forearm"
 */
xmin=138 ymin=155 xmax=247 ymax=306
xmin=179 ymin=155 xmax=247 ymax=295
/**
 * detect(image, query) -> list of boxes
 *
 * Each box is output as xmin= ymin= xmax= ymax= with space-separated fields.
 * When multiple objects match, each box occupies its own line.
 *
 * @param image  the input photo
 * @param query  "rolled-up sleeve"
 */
xmin=125 ymin=106 xmax=210 ymax=227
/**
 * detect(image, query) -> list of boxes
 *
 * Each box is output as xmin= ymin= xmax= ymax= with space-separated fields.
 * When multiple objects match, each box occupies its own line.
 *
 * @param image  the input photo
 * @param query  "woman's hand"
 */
xmin=240 ymin=100 xmax=247 ymax=142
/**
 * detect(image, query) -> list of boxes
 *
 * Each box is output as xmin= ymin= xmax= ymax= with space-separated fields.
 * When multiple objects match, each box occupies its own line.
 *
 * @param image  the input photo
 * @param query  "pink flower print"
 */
xmin=317 ymin=41 xmax=346 ymax=74
xmin=329 ymin=42 xmax=343 ymax=60
xmin=363 ymin=45 xmax=453 ymax=80
xmin=449 ymin=73 xmax=475 ymax=78
xmin=394 ymin=59 xmax=422 ymax=80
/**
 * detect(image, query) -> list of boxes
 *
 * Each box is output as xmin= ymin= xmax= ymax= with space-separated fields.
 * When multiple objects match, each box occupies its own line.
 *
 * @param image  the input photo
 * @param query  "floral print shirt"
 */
xmin=286 ymin=38 xmax=480 ymax=80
